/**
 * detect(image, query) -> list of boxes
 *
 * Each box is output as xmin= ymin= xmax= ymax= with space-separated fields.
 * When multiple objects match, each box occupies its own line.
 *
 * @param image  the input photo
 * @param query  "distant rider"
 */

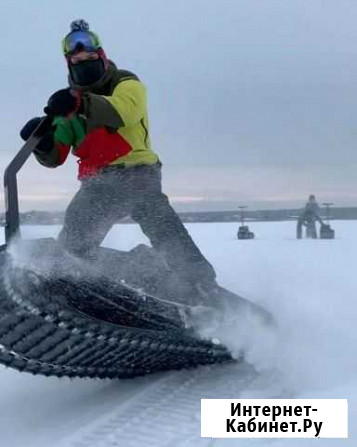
xmin=296 ymin=194 xmax=323 ymax=239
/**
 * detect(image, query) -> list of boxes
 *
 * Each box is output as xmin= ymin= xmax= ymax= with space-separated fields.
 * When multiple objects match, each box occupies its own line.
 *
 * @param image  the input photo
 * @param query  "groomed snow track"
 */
xmin=59 ymin=362 xmax=258 ymax=447
xmin=0 ymin=251 xmax=233 ymax=380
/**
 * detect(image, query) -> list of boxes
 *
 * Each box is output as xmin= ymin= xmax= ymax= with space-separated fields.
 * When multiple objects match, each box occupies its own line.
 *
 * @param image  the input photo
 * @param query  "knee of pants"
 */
xmin=57 ymin=226 xmax=100 ymax=258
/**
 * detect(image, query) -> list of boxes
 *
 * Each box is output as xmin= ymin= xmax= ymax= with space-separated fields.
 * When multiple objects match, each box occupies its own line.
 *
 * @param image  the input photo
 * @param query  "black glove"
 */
xmin=44 ymin=88 xmax=81 ymax=117
xmin=20 ymin=117 xmax=43 ymax=141
xmin=20 ymin=116 xmax=54 ymax=153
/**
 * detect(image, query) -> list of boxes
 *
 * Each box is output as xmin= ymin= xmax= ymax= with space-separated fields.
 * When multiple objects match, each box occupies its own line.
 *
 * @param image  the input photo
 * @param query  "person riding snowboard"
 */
xmin=20 ymin=19 xmax=216 ymax=294
xmin=296 ymin=194 xmax=323 ymax=239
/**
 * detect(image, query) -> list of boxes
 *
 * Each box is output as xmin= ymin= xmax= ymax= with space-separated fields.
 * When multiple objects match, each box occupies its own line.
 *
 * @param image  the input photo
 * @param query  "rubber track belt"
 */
xmin=0 ymin=256 xmax=233 ymax=379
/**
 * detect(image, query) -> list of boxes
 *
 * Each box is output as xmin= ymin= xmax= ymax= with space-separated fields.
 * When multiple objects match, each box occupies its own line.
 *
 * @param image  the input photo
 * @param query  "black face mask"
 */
xmin=70 ymin=58 xmax=106 ymax=86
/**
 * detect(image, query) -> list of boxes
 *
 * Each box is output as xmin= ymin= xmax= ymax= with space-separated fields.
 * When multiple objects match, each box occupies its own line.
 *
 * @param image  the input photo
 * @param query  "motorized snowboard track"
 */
xmin=0 ymin=116 xmax=270 ymax=380
xmin=0 ymin=239 xmax=240 ymax=380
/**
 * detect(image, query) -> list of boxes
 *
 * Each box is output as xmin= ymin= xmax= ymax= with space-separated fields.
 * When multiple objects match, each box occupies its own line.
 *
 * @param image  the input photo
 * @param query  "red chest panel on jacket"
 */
xmin=75 ymin=127 xmax=132 ymax=178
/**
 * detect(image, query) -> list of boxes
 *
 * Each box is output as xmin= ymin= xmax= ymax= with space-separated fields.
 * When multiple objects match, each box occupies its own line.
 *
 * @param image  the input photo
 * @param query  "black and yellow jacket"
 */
xmin=36 ymin=62 xmax=159 ymax=178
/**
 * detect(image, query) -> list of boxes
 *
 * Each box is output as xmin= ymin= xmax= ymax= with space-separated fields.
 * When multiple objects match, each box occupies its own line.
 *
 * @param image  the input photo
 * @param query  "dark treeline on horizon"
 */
xmin=1 ymin=207 xmax=357 ymax=226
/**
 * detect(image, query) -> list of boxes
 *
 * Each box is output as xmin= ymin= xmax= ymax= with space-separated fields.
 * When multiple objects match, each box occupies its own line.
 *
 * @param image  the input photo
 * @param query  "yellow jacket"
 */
xmin=35 ymin=62 xmax=159 ymax=178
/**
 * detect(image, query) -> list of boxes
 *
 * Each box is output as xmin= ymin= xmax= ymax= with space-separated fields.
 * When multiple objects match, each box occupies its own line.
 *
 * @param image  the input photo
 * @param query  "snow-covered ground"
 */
xmin=0 ymin=220 xmax=356 ymax=446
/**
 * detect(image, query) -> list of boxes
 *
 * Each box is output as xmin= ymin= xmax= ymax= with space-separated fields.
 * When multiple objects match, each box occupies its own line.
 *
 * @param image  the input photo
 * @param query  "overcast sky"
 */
xmin=0 ymin=0 xmax=357 ymax=211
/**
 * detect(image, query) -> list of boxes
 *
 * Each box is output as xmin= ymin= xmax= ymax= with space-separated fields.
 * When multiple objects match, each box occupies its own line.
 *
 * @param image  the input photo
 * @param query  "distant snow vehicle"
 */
xmin=320 ymin=203 xmax=335 ymax=239
xmin=237 ymin=206 xmax=255 ymax=240
xmin=0 ymin=118 xmax=269 ymax=379
xmin=237 ymin=225 xmax=255 ymax=240
xmin=320 ymin=223 xmax=335 ymax=239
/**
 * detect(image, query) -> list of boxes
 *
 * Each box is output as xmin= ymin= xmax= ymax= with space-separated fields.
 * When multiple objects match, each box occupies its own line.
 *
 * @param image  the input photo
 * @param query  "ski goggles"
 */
xmin=62 ymin=30 xmax=102 ymax=55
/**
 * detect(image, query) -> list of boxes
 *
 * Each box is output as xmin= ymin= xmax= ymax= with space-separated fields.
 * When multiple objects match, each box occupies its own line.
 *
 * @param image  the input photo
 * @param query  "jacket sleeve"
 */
xmin=82 ymin=79 xmax=147 ymax=132
xmin=33 ymin=118 xmax=73 ymax=168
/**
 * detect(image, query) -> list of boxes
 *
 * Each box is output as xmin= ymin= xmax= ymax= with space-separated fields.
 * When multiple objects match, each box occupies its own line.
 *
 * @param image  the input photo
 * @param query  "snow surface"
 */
xmin=0 ymin=220 xmax=356 ymax=446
